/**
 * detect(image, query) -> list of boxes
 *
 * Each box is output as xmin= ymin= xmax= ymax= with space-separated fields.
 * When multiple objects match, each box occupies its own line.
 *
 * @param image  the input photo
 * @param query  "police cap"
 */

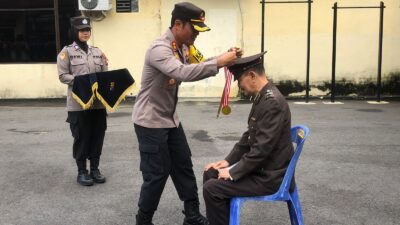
xmin=228 ymin=51 xmax=267 ymax=81
xmin=172 ymin=2 xmax=210 ymax=32
xmin=70 ymin=16 xmax=91 ymax=30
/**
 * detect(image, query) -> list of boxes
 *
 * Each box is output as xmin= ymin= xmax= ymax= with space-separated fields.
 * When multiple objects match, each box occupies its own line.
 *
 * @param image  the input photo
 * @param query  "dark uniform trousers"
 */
xmin=134 ymin=123 xmax=199 ymax=214
xmin=203 ymin=169 xmax=277 ymax=225
xmin=67 ymin=109 xmax=107 ymax=170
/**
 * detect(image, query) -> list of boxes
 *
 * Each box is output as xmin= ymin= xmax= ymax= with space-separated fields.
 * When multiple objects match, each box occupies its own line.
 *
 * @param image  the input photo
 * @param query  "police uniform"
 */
xmin=203 ymin=53 xmax=294 ymax=225
xmin=132 ymin=2 xmax=216 ymax=225
xmin=57 ymin=16 xmax=108 ymax=186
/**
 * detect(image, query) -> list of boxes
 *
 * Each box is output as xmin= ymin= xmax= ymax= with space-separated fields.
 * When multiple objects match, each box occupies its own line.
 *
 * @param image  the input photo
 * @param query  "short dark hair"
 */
xmin=170 ymin=16 xmax=177 ymax=28
xmin=170 ymin=16 xmax=189 ymax=28
xmin=244 ymin=63 xmax=265 ymax=77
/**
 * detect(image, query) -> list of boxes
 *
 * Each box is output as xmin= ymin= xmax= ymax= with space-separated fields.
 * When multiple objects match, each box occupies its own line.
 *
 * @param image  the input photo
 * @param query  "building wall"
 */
xmin=0 ymin=0 xmax=399 ymax=99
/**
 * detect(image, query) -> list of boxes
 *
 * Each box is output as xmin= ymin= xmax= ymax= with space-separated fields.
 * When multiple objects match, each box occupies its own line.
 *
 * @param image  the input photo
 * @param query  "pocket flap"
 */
xmin=94 ymin=58 xmax=104 ymax=65
xmin=66 ymin=113 xmax=78 ymax=124
xmin=70 ymin=58 xmax=85 ymax=66
xmin=139 ymin=144 xmax=159 ymax=154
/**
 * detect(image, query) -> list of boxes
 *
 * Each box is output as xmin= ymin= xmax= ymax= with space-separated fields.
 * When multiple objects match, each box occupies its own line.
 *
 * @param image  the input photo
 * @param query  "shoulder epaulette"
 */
xmin=265 ymin=89 xmax=275 ymax=99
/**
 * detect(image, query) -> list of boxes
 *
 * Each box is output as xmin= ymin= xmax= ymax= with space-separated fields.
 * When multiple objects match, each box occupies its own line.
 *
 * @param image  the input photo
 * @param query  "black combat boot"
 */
xmin=77 ymin=170 xmax=94 ymax=186
xmin=90 ymin=169 xmax=106 ymax=183
xmin=136 ymin=209 xmax=154 ymax=225
xmin=182 ymin=199 xmax=209 ymax=225
xmin=90 ymin=158 xmax=106 ymax=183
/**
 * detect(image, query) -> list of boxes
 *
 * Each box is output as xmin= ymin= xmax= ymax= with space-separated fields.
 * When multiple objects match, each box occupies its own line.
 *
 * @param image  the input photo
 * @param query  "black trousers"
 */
xmin=134 ymin=123 xmax=199 ymax=214
xmin=67 ymin=109 xmax=107 ymax=168
xmin=203 ymin=169 xmax=276 ymax=225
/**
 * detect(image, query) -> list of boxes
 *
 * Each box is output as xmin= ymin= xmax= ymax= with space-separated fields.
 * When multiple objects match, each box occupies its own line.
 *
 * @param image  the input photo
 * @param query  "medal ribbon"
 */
xmin=217 ymin=67 xmax=233 ymax=118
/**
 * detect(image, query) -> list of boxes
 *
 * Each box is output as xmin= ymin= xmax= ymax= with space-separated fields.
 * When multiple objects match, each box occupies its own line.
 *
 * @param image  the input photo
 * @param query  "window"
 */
xmin=0 ymin=0 xmax=78 ymax=63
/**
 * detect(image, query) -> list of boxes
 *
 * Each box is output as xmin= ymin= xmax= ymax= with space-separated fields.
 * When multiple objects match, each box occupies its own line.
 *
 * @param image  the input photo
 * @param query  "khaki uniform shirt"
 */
xmin=57 ymin=42 xmax=108 ymax=111
xmin=132 ymin=29 xmax=219 ymax=128
xmin=225 ymin=82 xmax=294 ymax=191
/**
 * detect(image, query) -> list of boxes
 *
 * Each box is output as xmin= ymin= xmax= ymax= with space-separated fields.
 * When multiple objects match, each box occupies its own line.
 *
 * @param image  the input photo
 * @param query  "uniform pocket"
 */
xmin=70 ymin=58 xmax=85 ymax=66
xmin=139 ymin=144 xmax=164 ymax=174
xmin=67 ymin=113 xmax=80 ymax=139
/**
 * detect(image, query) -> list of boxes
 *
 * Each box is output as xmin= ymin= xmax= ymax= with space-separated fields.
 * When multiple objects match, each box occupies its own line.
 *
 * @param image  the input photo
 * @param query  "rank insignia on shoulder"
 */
xmin=265 ymin=90 xmax=274 ymax=99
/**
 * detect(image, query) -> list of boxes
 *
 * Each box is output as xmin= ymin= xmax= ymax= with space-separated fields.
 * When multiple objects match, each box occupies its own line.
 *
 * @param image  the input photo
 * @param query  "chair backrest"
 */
xmin=276 ymin=125 xmax=309 ymax=197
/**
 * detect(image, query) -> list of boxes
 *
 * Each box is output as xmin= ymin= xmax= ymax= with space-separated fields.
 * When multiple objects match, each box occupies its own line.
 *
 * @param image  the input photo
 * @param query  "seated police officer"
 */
xmin=57 ymin=16 xmax=108 ymax=186
xmin=132 ymin=2 xmax=240 ymax=225
xmin=203 ymin=52 xmax=295 ymax=225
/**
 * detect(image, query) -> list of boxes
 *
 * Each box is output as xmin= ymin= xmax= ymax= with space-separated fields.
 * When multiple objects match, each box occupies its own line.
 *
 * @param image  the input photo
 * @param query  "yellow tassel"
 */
xmin=95 ymin=83 xmax=135 ymax=112
xmin=72 ymin=92 xmax=96 ymax=110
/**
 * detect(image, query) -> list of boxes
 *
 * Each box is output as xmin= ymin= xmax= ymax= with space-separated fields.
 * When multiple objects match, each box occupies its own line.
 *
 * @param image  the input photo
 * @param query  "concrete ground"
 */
xmin=0 ymin=99 xmax=399 ymax=225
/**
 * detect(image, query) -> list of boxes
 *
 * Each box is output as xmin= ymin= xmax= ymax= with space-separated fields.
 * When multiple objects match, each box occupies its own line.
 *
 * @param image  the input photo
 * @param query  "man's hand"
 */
xmin=204 ymin=160 xmax=229 ymax=171
xmin=218 ymin=168 xmax=232 ymax=180
xmin=217 ymin=51 xmax=237 ymax=68
xmin=228 ymin=47 xmax=243 ymax=58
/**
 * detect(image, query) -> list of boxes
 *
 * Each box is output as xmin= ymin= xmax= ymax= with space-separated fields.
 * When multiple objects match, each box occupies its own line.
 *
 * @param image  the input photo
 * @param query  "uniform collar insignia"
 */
xmin=253 ymin=92 xmax=261 ymax=103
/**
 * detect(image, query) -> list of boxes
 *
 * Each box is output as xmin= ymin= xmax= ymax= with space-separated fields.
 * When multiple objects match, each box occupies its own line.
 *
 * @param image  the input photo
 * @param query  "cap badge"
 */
xmin=82 ymin=19 xmax=88 ymax=24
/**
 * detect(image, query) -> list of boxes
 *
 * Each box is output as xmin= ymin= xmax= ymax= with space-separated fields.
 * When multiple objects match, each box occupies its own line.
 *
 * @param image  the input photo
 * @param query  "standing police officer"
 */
xmin=57 ymin=16 xmax=108 ymax=186
xmin=132 ymin=2 xmax=240 ymax=225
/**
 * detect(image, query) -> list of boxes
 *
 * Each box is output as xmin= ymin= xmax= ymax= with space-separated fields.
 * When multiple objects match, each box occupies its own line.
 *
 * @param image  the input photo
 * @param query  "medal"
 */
xmin=221 ymin=105 xmax=231 ymax=115
xmin=217 ymin=67 xmax=233 ymax=118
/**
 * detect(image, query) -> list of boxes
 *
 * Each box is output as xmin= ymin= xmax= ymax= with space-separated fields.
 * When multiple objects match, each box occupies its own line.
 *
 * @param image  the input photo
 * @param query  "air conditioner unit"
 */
xmin=78 ymin=0 xmax=112 ymax=11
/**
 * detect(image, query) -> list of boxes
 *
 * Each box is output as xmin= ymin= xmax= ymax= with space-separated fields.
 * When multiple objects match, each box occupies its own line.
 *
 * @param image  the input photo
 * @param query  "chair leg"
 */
xmin=287 ymin=188 xmax=304 ymax=225
xmin=229 ymin=198 xmax=243 ymax=225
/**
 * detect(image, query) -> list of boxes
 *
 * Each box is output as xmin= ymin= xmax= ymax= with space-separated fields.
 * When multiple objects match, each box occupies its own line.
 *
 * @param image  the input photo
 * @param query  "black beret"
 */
xmin=228 ymin=51 xmax=267 ymax=81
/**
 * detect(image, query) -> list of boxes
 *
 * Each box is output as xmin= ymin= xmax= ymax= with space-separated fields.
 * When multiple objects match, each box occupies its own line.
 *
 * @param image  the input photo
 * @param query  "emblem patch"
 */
xmin=110 ymin=82 xmax=115 ymax=91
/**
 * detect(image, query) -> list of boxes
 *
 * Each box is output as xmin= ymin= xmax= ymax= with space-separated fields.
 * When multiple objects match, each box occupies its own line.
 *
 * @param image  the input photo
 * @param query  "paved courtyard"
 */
xmin=0 ymin=99 xmax=399 ymax=225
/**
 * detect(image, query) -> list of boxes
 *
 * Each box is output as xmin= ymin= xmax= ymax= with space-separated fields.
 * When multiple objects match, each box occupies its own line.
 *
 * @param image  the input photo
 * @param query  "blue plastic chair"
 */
xmin=229 ymin=125 xmax=309 ymax=225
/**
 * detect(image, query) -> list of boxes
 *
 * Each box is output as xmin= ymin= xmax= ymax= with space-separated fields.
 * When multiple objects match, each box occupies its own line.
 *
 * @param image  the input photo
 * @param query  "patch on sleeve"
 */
xmin=60 ymin=52 xmax=66 ymax=60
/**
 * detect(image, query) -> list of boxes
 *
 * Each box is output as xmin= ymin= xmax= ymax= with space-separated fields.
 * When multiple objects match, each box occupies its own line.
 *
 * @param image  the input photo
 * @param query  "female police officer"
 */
xmin=57 ymin=16 xmax=108 ymax=186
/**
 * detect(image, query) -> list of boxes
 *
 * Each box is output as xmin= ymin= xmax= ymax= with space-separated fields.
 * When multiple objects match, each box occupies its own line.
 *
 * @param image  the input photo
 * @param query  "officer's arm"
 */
xmin=229 ymin=100 xmax=284 ymax=181
xmin=57 ymin=48 xmax=74 ymax=86
xmin=148 ymin=44 xmax=218 ymax=82
xmin=101 ymin=50 xmax=109 ymax=72
xmin=225 ymin=130 xmax=250 ymax=165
